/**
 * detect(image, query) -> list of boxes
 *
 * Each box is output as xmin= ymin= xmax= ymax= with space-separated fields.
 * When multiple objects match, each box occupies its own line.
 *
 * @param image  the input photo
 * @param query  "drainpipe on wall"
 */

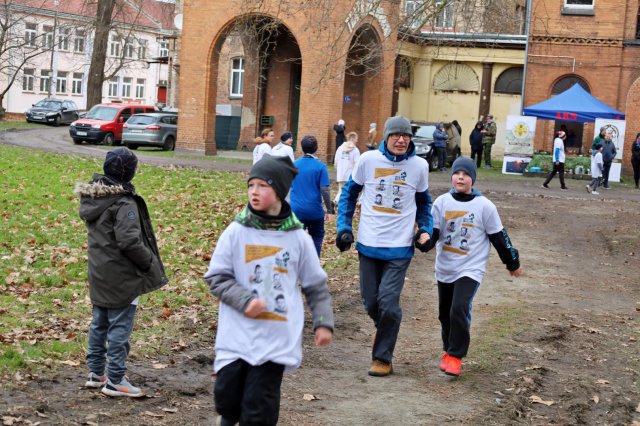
xmin=520 ymin=0 xmax=533 ymax=115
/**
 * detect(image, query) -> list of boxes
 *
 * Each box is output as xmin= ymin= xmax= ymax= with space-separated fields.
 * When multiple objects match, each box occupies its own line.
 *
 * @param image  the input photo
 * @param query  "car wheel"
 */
xmin=162 ymin=136 xmax=175 ymax=151
xmin=52 ymin=115 xmax=60 ymax=127
xmin=103 ymin=133 xmax=115 ymax=146
xmin=73 ymin=138 xmax=82 ymax=145
xmin=126 ymin=143 xmax=138 ymax=150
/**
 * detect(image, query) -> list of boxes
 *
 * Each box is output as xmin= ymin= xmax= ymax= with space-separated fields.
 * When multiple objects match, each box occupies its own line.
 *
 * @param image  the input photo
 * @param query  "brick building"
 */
xmin=524 ymin=0 xmax=640 ymax=174
xmin=177 ymin=1 xmax=400 ymax=160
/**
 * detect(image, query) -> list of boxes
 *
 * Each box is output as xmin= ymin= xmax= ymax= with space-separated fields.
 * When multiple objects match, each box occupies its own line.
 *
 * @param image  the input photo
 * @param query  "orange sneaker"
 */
xmin=439 ymin=353 xmax=450 ymax=372
xmin=368 ymin=360 xmax=393 ymax=377
xmin=445 ymin=355 xmax=462 ymax=377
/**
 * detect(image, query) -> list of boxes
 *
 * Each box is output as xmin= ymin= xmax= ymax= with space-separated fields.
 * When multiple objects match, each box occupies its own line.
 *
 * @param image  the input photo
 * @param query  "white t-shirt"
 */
xmin=591 ymin=151 xmax=603 ymax=178
xmin=553 ymin=137 xmax=566 ymax=163
xmin=351 ymin=150 xmax=429 ymax=248
xmin=253 ymin=143 xmax=272 ymax=164
xmin=432 ymin=193 xmax=503 ymax=283
xmin=206 ymin=222 xmax=327 ymax=372
xmin=271 ymin=143 xmax=295 ymax=163
xmin=334 ymin=143 xmax=360 ymax=182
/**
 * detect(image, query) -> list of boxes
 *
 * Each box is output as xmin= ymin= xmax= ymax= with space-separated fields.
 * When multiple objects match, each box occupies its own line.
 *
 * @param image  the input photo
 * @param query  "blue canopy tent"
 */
xmin=523 ymin=83 xmax=625 ymax=122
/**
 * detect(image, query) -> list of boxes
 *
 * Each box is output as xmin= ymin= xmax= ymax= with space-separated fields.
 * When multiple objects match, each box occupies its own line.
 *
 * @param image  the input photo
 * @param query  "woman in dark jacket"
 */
xmin=632 ymin=132 xmax=640 ymax=189
xmin=333 ymin=119 xmax=346 ymax=151
xmin=469 ymin=121 xmax=484 ymax=168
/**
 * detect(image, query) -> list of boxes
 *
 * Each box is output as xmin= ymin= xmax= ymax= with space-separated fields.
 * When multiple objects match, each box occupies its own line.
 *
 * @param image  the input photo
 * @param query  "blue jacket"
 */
xmin=433 ymin=126 xmax=448 ymax=149
xmin=601 ymin=140 xmax=617 ymax=163
xmin=336 ymin=141 xmax=433 ymax=260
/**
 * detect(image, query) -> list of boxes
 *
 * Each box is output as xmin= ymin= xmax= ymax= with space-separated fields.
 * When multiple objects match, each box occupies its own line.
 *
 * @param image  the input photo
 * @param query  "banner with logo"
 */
xmin=593 ymin=118 xmax=626 ymax=161
xmin=504 ymin=115 xmax=536 ymax=156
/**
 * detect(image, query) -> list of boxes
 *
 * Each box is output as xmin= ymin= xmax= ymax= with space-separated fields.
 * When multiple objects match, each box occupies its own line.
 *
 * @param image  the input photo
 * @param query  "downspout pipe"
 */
xmin=520 ymin=0 xmax=533 ymax=115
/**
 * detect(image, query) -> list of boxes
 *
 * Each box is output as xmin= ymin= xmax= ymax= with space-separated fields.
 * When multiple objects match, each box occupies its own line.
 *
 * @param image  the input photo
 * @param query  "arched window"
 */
xmin=494 ymin=67 xmax=523 ymax=94
xmin=551 ymin=75 xmax=590 ymax=94
xmin=432 ymin=62 xmax=479 ymax=93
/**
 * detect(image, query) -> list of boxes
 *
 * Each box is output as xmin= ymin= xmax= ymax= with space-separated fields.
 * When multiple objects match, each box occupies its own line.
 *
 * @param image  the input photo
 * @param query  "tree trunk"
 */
xmin=86 ymin=0 xmax=116 ymax=110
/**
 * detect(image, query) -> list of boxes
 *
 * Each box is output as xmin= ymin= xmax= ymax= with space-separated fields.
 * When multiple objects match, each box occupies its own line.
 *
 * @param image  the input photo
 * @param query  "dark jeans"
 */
xmin=438 ymin=277 xmax=480 ymax=358
xmin=470 ymin=146 xmax=482 ymax=168
xmin=86 ymin=304 xmax=137 ymax=383
xmin=435 ymin=147 xmax=447 ymax=169
xmin=299 ymin=217 xmax=324 ymax=256
xmin=214 ymin=359 xmax=285 ymax=426
xmin=632 ymin=158 xmax=640 ymax=187
xmin=602 ymin=161 xmax=612 ymax=188
xmin=543 ymin=162 xmax=566 ymax=188
xmin=483 ymin=143 xmax=493 ymax=166
xmin=359 ymin=254 xmax=411 ymax=363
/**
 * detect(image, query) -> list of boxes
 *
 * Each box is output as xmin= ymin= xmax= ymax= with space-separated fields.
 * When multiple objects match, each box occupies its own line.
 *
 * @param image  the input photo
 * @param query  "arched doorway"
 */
xmin=551 ymin=74 xmax=591 ymax=153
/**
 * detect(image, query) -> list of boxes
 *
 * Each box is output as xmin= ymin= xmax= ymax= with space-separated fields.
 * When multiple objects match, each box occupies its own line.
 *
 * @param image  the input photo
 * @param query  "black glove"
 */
xmin=414 ymin=229 xmax=435 ymax=253
xmin=336 ymin=230 xmax=354 ymax=252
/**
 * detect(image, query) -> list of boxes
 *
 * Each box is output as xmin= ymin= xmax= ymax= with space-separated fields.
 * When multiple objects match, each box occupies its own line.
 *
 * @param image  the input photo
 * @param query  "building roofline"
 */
xmin=399 ymin=29 xmax=527 ymax=49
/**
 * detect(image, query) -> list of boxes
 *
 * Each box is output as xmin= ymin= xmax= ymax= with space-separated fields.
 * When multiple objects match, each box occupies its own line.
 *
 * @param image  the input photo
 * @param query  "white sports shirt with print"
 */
xmin=351 ymin=150 xmax=429 ymax=248
xmin=432 ymin=193 xmax=503 ymax=283
xmin=206 ymin=222 xmax=327 ymax=372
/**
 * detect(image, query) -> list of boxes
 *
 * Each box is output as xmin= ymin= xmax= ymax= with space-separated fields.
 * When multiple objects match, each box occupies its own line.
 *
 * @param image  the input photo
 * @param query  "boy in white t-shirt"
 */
xmin=587 ymin=143 xmax=604 ymax=195
xmin=420 ymin=157 xmax=522 ymax=377
xmin=204 ymin=154 xmax=334 ymax=425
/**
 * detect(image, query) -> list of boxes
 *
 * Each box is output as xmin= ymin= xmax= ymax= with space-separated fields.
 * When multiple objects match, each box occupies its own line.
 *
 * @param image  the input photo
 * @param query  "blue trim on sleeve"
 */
xmin=554 ymin=147 xmax=561 ymax=162
xmin=356 ymin=242 xmax=414 ymax=260
xmin=415 ymin=189 xmax=433 ymax=236
xmin=336 ymin=176 xmax=362 ymax=233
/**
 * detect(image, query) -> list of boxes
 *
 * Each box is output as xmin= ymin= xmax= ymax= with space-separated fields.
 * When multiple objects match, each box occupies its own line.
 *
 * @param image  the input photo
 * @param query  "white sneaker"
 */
xmin=585 ymin=184 xmax=591 ymax=193
xmin=591 ymin=191 xmax=600 ymax=195
xmin=84 ymin=372 xmax=107 ymax=388
xmin=101 ymin=377 xmax=144 ymax=397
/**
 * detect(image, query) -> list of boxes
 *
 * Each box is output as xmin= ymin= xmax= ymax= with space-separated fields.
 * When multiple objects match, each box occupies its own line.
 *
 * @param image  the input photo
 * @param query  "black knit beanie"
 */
xmin=103 ymin=147 xmax=138 ymax=183
xmin=248 ymin=154 xmax=298 ymax=200
xmin=301 ymin=135 xmax=318 ymax=154
xmin=280 ymin=132 xmax=293 ymax=142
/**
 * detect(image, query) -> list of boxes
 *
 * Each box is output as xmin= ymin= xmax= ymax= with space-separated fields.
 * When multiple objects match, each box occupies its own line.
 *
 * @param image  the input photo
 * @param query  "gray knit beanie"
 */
xmin=383 ymin=116 xmax=412 ymax=142
xmin=248 ymin=154 xmax=298 ymax=200
xmin=103 ymin=147 xmax=138 ymax=183
xmin=451 ymin=156 xmax=477 ymax=184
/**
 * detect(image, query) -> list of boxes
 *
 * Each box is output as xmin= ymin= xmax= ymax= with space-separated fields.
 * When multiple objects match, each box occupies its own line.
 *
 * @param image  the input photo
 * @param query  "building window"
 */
xmin=58 ymin=27 xmax=70 ymax=51
xmin=230 ymin=57 xmax=244 ymax=97
xmin=432 ymin=62 xmax=479 ymax=92
xmin=25 ymin=23 xmax=37 ymax=47
xmin=122 ymin=77 xmax=132 ymax=98
xmin=494 ymin=67 xmax=524 ymax=94
xmin=124 ymin=38 xmax=134 ymax=58
xmin=74 ymin=29 xmax=85 ymax=53
xmin=397 ymin=56 xmax=412 ymax=88
xmin=434 ymin=0 xmax=454 ymax=29
xmin=56 ymin=71 xmax=67 ymax=93
xmin=23 ymin=68 xmax=35 ymax=91
xmin=135 ymin=78 xmax=145 ymax=98
xmin=562 ymin=0 xmax=594 ymax=15
xmin=39 ymin=69 xmax=50 ymax=92
xmin=159 ymin=40 xmax=169 ymax=57
xmin=43 ymin=25 xmax=54 ymax=49
xmin=565 ymin=0 xmax=594 ymax=6
xmin=108 ymin=77 xmax=118 ymax=97
xmin=72 ymin=72 xmax=83 ymax=94
xmin=109 ymin=35 xmax=121 ymax=57
xmin=137 ymin=39 xmax=147 ymax=59
xmin=551 ymin=75 xmax=590 ymax=95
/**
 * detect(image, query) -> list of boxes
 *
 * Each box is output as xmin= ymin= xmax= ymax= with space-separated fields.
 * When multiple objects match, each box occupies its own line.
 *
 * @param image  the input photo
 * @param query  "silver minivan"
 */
xmin=122 ymin=113 xmax=178 ymax=151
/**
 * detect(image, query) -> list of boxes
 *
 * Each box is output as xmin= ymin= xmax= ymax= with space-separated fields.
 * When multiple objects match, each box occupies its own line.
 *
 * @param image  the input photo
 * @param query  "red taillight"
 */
xmin=145 ymin=125 xmax=160 ymax=131
xmin=123 ymin=124 xmax=128 ymax=128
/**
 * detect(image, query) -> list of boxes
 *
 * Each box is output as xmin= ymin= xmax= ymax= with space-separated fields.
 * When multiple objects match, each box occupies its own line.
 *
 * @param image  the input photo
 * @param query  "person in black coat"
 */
xmin=469 ymin=121 xmax=484 ymax=168
xmin=632 ymin=132 xmax=640 ymax=189
xmin=333 ymin=119 xmax=346 ymax=151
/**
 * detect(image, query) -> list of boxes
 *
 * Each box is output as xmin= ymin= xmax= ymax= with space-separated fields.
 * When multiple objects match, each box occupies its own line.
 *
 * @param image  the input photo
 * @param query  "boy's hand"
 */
xmin=324 ymin=213 xmax=333 ymax=223
xmin=244 ymin=298 xmax=266 ymax=317
xmin=509 ymin=267 xmax=524 ymax=277
xmin=417 ymin=232 xmax=430 ymax=245
xmin=314 ymin=327 xmax=333 ymax=346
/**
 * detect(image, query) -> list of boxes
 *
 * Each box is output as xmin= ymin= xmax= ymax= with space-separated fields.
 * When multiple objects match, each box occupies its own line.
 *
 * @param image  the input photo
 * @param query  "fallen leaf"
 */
xmin=152 ymin=363 xmax=168 ymax=369
xmin=161 ymin=407 xmax=178 ymax=413
xmin=592 ymin=395 xmax=599 ymax=404
xmin=143 ymin=411 xmax=164 ymax=418
xmin=35 ymin=411 xmax=48 ymax=418
xmin=60 ymin=360 xmax=79 ymax=366
xmin=596 ymin=379 xmax=609 ymax=385
xmin=529 ymin=395 xmax=555 ymax=406
xmin=302 ymin=394 xmax=319 ymax=401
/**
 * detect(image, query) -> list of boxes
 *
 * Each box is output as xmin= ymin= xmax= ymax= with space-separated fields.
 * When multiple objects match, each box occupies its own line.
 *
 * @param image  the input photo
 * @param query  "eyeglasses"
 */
xmin=389 ymin=133 xmax=412 ymax=141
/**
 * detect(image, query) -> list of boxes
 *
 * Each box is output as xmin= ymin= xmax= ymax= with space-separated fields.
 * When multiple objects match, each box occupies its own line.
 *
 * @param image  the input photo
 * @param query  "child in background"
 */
xmin=204 ymin=154 xmax=334 ymax=425
xmin=587 ymin=143 xmax=604 ymax=195
xmin=333 ymin=131 xmax=360 ymax=209
xmin=419 ymin=157 xmax=522 ymax=377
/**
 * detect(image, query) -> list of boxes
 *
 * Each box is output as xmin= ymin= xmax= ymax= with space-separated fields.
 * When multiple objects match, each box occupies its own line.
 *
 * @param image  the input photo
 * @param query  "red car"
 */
xmin=69 ymin=103 xmax=157 ymax=145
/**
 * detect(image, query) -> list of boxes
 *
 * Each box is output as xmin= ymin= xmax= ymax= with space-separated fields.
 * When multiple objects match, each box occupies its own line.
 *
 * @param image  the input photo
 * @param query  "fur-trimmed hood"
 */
xmin=75 ymin=174 xmax=133 ymax=223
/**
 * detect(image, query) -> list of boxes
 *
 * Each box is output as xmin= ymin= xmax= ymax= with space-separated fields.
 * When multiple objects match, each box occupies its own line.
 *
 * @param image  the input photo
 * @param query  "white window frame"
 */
xmin=23 ymin=68 xmax=35 ymax=91
xmin=122 ymin=77 xmax=132 ymax=98
xmin=109 ymin=35 xmax=121 ymax=57
xmin=24 ymin=23 xmax=37 ymax=47
xmin=159 ymin=40 xmax=169 ymax=57
xmin=56 ymin=71 xmax=67 ymax=94
xmin=42 ymin=25 xmax=54 ymax=49
xmin=108 ymin=77 xmax=118 ymax=97
xmin=72 ymin=72 xmax=83 ymax=95
xmin=124 ymin=38 xmax=134 ymax=58
xmin=58 ymin=27 xmax=70 ymax=51
xmin=39 ymin=69 xmax=50 ymax=92
xmin=135 ymin=78 xmax=145 ymax=98
xmin=230 ymin=57 xmax=244 ymax=98
xmin=434 ymin=0 xmax=454 ymax=29
xmin=137 ymin=39 xmax=147 ymax=59
xmin=74 ymin=29 xmax=85 ymax=53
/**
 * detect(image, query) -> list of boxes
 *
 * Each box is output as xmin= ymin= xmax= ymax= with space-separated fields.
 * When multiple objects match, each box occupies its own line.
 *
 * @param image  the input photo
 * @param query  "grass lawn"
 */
xmin=0 ymin=145 xmax=253 ymax=377
xmin=0 ymin=120 xmax=44 ymax=130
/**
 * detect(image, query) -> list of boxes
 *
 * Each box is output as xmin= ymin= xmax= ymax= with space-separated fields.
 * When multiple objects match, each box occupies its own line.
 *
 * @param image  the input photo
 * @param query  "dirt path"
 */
xmin=2 ymin=129 xmax=640 ymax=425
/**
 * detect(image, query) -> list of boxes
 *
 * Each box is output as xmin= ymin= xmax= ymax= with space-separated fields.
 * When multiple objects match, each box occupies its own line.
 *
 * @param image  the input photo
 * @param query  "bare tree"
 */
xmin=85 ymin=0 xmax=115 ymax=109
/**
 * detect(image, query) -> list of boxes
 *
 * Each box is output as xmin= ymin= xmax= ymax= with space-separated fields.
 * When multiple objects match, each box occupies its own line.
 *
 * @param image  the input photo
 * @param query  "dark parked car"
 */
xmin=122 ymin=113 xmax=178 ymax=151
xmin=411 ymin=122 xmax=461 ymax=171
xmin=25 ymin=99 xmax=79 ymax=126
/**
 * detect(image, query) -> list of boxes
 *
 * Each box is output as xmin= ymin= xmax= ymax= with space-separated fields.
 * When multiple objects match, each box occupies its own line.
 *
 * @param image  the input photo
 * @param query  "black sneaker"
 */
xmin=541 ymin=184 xmax=549 ymax=189
xmin=561 ymin=187 xmax=568 ymax=191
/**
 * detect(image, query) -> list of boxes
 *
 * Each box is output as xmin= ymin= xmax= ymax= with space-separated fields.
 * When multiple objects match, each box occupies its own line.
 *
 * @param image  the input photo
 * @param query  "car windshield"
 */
xmin=415 ymin=125 xmax=436 ymax=138
xmin=86 ymin=106 xmax=119 ymax=121
xmin=34 ymin=100 xmax=61 ymax=109
xmin=127 ymin=115 xmax=156 ymax=125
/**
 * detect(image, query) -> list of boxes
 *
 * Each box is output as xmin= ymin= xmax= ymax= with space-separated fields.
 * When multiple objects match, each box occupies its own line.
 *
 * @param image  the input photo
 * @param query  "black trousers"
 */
xmin=632 ymin=158 xmax=640 ymax=187
xmin=543 ymin=162 xmax=566 ymax=188
xmin=602 ymin=161 xmax=612 ymax=188
xmin=438 ymin=277 xmax=480 ymax=358
xmin=470 ymin=146 xmax=482 ymax=168
xmin=214 ymin=359 xmax=285 ymax=426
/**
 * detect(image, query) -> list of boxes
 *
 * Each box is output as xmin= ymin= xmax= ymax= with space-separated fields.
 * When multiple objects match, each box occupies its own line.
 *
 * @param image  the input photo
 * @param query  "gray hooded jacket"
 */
xmin=75 ymin=174 xmax=168 ymax=308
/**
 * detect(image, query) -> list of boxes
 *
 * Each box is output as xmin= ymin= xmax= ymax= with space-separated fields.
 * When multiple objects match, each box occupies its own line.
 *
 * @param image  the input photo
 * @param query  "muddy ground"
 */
xmin=1 ymin=128 xmax=639 ymax=425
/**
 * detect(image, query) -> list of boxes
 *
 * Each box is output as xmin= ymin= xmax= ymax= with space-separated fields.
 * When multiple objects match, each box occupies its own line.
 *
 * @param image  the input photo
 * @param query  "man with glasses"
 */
xmin=336 ymin=115 xmax=433 ymax=377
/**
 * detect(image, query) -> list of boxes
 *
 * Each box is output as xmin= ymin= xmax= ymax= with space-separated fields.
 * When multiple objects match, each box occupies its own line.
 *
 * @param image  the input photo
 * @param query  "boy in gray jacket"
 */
xmin=75 ymin=148 xmax=168 ymax=397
